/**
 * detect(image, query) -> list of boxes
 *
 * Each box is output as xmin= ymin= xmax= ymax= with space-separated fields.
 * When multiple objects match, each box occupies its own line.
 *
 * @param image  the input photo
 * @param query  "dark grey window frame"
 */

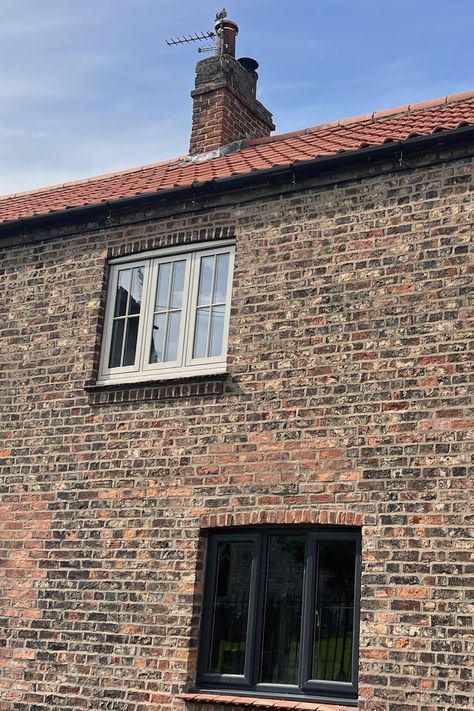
xmin=197 ymin=527 xmax=361 ymax=704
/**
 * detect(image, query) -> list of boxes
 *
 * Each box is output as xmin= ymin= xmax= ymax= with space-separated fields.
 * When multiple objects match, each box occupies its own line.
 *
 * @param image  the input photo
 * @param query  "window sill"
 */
xmin=85 ymin=373 xmax=228 ymax=405
xmin=176 ymin=693 xmax=357 ymax=711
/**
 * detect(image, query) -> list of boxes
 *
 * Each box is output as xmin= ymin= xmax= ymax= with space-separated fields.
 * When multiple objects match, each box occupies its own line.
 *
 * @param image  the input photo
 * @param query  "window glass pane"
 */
xmin=155 ymin=262 xmax=171 ymax=311
xmin=193 ymin=308 xmax=210 ymax=358
xmin=209 ymin=541 xmax=252 ymax=676
xmin=197 ymin=256 xmax=214 ymax=306
xmin=170 ymin=260 xmax=185 ymax=309
xmin=214 ymin=253 xmax=229 ymax=303
xmin=260 ymin=536 xmax=305 ymax=685
xmin=128 ymin=267 xmax=144 ymax=315
xmin=114 ymin=269 xmax=130 ymax=317
xmin=312 ymin=540 xmax=356 ymax=683
xmin=108 ymin=319 xmax=125 ymax=368
xmin=123 ymin=316 xmax=139 ymax=367
xmin=209 ymin=305 xmax=225 ymax=357
xmin=149 ymin=313 xmax=166 ymax=363
xmin=165 ymin=311 xmax=181 ymax=361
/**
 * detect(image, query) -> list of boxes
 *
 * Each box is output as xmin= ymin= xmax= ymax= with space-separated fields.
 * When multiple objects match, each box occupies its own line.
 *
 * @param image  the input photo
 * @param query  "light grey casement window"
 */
xmin=98 ymin=242 xmax=235 ymax=384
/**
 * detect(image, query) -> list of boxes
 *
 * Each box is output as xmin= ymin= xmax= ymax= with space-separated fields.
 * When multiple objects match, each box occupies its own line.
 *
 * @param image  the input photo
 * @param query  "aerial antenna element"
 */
xmin=165 ymin=9 xmax=238 ymax=57
xmin=165 ymin=30 xmax=216 ymax=49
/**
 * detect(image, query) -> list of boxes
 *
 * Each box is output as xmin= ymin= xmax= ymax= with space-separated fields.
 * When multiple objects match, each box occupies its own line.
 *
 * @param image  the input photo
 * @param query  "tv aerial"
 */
xmin=165 ymin=9 xmax=230 ymax=55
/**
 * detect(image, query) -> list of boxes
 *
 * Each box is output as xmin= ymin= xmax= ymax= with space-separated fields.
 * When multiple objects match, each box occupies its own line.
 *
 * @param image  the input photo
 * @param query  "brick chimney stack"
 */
xmin=189 ymin=11 xmax=275 ymax=156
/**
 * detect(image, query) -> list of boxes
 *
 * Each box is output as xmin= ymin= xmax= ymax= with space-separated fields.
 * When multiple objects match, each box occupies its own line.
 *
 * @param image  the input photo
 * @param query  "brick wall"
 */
xmin=0 ymin=144 xmax=472 ymax=711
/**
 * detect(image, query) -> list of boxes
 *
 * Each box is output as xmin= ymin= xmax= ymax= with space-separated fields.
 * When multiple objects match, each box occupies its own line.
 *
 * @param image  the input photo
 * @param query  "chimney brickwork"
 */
xmin=189 ymin=56 xmax=275 ymax=155
xmin=188 ymin=15 xmax=274 ymax=156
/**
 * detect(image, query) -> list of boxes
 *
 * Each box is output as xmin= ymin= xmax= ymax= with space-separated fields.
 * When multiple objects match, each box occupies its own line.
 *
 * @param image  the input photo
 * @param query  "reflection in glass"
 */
xmin=209 ymin=306 xmax=225 ymax=357
xmin=114 ymin=269 xmax=130 ymax=317
xmin=170 ymin=261 xmax=185 ymax=309
xmin=109 ymin=319 xmax=125 ymax=368
xmin=214 ymin=253 xmax=229 ymax=303
xmin=156 ymin=262 xmax=171 ymax=311
xmin=260 ymin=536 xmax=305 ymax=685
xmin=312 ymin=540 xmax=356 ymax=683
xmin=198 ymin=256 xmax=214 ymax=305
xmin=193 ymin=308 xmax=210 ymax=358
xmin=149 ymin=260 xmax=185 ymax=364
xmin=166 ymin=311 xmax=180 ymax=361
xmin=209 ymin=541 xmax=252 ymax=675
xmin=129 ymin=268 xmax=144 ymax=314
xmin=193 ymin=252 xmax=230 ymax=360
xmin=123 ymin=316 xmax=139 ymax=366
xmin=109 ymin=267 xmax=143 ymax=368
xmin=150 ymin=313 xmax=166 ymax=363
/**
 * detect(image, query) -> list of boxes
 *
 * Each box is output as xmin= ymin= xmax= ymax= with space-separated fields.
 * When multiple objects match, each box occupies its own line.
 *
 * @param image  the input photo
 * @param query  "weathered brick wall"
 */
xmin=0 ymin=145 xmax=472 ymax=711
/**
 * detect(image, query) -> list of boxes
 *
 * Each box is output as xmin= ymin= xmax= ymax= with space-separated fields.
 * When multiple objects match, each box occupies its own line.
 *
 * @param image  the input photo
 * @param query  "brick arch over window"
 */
xmin=199 ymin=508 xmax=364 ymax=529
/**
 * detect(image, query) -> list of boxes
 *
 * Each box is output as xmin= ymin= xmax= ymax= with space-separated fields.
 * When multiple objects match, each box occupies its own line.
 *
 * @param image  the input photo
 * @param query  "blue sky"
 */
xmin=1 ymin=0 xmax=473 ymax=194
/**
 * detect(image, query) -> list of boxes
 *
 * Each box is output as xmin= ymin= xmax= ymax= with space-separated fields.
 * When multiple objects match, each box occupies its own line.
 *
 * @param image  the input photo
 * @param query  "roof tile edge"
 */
xmin=0 ymin=156 xmax=184 ymax=203
xmin=242 ymin=90 xmax=473 ymax=148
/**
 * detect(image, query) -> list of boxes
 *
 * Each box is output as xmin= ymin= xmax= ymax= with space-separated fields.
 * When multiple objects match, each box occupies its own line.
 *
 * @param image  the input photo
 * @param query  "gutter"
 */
xmin=1 ymin=124 xmax=473 ymax=237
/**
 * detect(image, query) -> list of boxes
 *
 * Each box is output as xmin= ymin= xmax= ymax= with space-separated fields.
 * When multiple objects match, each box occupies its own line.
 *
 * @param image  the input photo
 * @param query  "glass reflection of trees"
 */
xmin=109 ymin=267 xmax=144 ymax=368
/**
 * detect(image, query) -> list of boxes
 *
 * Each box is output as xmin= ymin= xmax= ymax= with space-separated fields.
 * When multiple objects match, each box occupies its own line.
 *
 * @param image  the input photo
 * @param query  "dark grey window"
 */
xmin=198 ymin=528 xmax=361 ymax=704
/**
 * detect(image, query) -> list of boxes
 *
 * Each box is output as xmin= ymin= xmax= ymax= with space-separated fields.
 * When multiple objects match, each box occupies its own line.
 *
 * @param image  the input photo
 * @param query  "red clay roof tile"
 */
xmin=0 ymin=91 xmax=473 ymax=226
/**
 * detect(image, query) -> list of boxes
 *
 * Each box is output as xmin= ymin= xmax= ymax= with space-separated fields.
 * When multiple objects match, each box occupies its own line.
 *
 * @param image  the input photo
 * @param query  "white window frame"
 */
xmin=97 ymin=241 xmax=235 ymax=385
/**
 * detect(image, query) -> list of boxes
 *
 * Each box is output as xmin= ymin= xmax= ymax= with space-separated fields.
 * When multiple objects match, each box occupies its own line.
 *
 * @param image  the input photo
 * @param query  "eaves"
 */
xmin=0 ymin=124 xmax=473 ymax=239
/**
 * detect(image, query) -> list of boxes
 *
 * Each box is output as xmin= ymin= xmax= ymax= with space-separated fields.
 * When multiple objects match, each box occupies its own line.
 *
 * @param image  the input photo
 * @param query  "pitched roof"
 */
xmin=1 ymin=91 xmax=473 ymax=227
